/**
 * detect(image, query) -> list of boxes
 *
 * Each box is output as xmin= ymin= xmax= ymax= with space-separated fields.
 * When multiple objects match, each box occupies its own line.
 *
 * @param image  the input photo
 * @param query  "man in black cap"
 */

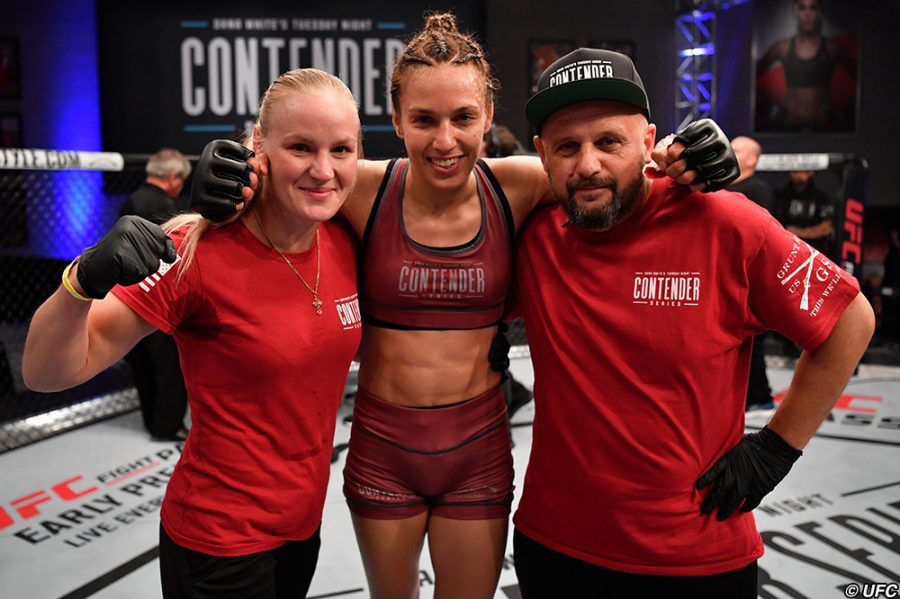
xmin=511 ymin=48 xmax=874 ymax=597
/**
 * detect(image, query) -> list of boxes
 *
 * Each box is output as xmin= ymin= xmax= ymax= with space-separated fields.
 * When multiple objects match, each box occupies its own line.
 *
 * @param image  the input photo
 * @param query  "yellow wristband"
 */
xmin=61 ymin=258 xmax=93 ymax=302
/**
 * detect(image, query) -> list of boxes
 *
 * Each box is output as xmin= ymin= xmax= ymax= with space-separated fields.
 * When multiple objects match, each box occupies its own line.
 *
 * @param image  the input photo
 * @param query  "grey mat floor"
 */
xmin=1 ymin=358 xmax=898 ymax=599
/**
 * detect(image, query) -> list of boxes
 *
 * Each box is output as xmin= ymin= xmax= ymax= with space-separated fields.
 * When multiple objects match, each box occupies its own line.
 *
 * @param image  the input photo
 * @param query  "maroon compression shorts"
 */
xmin=343 ymin=386 xmax=514 ymax=520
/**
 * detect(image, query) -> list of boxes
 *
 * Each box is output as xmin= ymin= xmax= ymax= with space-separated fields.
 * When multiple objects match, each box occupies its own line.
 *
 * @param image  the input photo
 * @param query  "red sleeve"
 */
xmin=110 ymin=227 xmax=198 ymax=334
xmin=746 ymin=222 xmax=860 ymax=350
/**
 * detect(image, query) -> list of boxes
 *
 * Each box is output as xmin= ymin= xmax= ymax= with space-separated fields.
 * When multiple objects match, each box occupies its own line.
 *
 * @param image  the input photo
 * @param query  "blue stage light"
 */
xmin=31 ymin=1 xmax=108 ymax=259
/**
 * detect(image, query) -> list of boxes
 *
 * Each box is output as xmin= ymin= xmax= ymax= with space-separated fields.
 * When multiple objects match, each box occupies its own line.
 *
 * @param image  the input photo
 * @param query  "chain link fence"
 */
xmin=0 ymin=152 xmax=155 ymax=451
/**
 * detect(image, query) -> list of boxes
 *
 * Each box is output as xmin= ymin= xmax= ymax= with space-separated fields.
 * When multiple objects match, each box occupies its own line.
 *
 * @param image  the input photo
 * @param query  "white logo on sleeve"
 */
xmin=138 ymin=255 xmax=181 ymax=293
xmin=776 ymin=240 xmax=841 ymax=316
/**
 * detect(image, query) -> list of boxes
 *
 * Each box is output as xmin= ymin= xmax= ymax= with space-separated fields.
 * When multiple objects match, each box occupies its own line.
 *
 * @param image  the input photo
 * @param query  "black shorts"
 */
xmin=158 ymin=524 xmax=320 ymax=599
xmin=513 ymin=528 xmax=758 ymax=599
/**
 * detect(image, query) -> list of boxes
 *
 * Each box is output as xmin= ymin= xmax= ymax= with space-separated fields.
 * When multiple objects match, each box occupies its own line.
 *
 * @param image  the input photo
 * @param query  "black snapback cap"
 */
xmin=526 ymin=48 xmax=650 ymax=131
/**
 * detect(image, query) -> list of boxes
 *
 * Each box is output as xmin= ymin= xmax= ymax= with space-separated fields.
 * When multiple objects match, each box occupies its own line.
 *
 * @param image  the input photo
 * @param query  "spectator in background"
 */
xmin=729 ymin=136 xmax=776 ymax=415
xmin=119 ymin=149 xmax=191 ymax=442
xmin=883 ymin=214 xmax=900 ymax=290
xmin=120 ymin=149 xmax=191 ymax=224
xmin=881 ymin=211 xmax=900 ymax=345
xmin=774 ymin=169 xmax=835 ymax=256
xmin=481 ymin=123 xmax=529 ymax=158
xmin=729 ymin=136 xmax=774 ymax=212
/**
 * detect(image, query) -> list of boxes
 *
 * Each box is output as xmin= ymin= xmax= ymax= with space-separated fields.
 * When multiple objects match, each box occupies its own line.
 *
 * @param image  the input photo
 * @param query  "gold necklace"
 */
xmin=253 ymin=210 xmax=323 ymax=315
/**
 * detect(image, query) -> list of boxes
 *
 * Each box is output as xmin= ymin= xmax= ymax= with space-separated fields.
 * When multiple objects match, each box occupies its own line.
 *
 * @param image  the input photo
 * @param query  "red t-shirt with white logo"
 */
xmin=513 ymin=177 xmax=859 ymax=575
xmin=112 ymin=219 xmax=361 ymax=556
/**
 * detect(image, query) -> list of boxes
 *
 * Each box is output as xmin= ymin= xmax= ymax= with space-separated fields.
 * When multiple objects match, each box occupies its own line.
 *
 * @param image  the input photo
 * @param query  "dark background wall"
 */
xmin=1 ymin=0 xmax=898 ymax=207
xmin=485 ymin=1 xmax=680 ymax=151
xmin=714 ymin=0 xmax=898 ymax=210
xmin=0 ymin=1 xmax=100 ymax=152
xmin=485 ymin=0 xmax=899 ymax=209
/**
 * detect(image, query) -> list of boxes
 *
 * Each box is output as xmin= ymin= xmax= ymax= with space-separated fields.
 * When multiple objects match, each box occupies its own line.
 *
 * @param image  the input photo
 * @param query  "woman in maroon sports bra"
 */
xmin=335 ymin=17 xmax=538 ymax=597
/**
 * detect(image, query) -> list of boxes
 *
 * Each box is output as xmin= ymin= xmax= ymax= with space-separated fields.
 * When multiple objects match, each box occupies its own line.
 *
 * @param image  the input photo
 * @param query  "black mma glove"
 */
xmin=673 ymin=119 xmax=739 ymax=191
xmin=696 ymin=425 xmax=802 ymax=521
xmin=488 ymin=321 xmax=511 ymax=372
xmin=191 ymin=139 xmax=254 ymax=221
xmin=76 ymin=215 xmax=177 ymax=299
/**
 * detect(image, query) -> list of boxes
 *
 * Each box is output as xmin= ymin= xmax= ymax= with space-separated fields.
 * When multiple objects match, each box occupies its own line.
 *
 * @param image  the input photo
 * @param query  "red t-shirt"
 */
xmin=112 ymin=219 xmax=361 ymax=556
xmin=513 ymin=178 xmax=859 ymax=575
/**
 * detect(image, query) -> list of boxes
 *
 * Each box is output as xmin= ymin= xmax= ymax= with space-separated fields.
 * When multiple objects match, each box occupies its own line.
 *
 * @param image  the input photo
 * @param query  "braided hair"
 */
xmin=390 ymin=12 xmax=499 ymax=112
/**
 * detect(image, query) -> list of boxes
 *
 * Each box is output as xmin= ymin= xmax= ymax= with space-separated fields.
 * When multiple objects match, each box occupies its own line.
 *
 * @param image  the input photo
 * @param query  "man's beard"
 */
xmin=556 ymin=165 xmax=646 ymax=231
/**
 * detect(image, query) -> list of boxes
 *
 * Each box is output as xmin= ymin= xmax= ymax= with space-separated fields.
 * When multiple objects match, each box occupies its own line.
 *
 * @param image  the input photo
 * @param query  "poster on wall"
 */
xmin=753 ymin=0 xmax=859 ymax=134
xmin=96 ymin=1 xmax=483 ymax=158
xmin=587 ymin=40 xmax=635 ymax=61
xmin=0 ymin=38 xmax=20 ymax=99
xmin=528 ymin=40 xmax=574 ymax=95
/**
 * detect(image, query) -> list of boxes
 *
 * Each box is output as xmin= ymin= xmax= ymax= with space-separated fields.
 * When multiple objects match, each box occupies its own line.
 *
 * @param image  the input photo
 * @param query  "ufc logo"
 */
xmin=841 ymin=198 xmax=864 ymax=269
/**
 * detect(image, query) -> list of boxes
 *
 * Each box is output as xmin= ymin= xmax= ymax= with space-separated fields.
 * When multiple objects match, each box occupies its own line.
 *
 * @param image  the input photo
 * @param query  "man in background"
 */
xmin=730 ymin=136 xmax=777 ymax=415
xmin=730 ymin=136 xmax=774 ymax=212
xmin=119 ymin=148 xmax=191 ymax=441
xmin=774 ymin=169 xmax=835 ymax=257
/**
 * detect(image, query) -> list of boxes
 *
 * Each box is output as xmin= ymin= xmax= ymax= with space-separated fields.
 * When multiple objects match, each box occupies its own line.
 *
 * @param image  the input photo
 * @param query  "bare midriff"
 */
xmin=784 ymin=87 xmax=830 ymax=127
xmin=357 ymin=324 xmax=501 ymax=407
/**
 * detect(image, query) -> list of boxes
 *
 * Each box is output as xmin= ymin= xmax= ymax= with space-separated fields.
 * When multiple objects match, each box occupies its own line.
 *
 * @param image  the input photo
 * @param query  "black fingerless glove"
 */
xmin=673 ymin=119 xmax=740 ymax=191
xmin=696 ymin=425 xmax=802 ymax=521
xmin=190 ymin=139 xmax=254 ymax=221
xmin=76 ymin=216 xmax=178 ymax=299
xmin=488 ymin=321 xmax=511 ymax=372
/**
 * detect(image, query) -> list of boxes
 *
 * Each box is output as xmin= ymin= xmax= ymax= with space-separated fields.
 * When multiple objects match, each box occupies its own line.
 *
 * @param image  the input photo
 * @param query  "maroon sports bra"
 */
xmin=359 ymin=158 xmax=515 ymax=330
